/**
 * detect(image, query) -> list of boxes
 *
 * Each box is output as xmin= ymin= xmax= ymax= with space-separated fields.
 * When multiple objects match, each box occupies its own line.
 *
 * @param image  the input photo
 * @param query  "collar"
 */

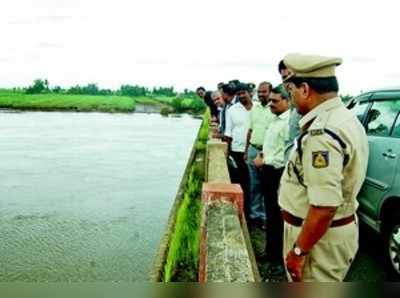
xmin=224 ymin=101 xmax=233 ymax=109
xmin=235 ymin=101 xmax=252 ymax=111
xmin=253 ymin=101 xmax=268 ymax=109
xmin=299 ymin=97 xmax=343 ymax=130
xmin=275 ymin=109 xmax=290 ymax=120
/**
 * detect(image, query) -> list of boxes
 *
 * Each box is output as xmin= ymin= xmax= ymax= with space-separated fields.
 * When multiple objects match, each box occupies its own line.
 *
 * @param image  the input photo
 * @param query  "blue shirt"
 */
xmin=284 ymin=108 xmax=302 ymax=162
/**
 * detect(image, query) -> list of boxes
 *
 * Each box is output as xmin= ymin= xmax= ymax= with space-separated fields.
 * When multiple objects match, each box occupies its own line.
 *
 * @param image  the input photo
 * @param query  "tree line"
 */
xmin=24 ymin=79 xmax=198 ymax=97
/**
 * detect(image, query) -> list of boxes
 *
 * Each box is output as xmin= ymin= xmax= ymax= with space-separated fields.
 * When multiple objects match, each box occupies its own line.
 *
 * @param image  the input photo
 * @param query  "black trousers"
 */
xmin=262 ymin=165 xmax=284 ymax=265
xmin=229 ymin=151 xmax=250 ymax=218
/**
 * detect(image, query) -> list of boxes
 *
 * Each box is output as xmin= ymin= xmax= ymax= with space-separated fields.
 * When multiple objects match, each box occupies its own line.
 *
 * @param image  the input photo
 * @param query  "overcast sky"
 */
xmin=1 ymin=0 xmax=399 ymax=94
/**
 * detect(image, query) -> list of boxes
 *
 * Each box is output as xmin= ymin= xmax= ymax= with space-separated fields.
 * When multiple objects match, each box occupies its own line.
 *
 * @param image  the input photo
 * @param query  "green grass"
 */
xmin=0 ymin=90 xmax=202 ymax=114
xmin=150 ymin=95 xmax=175 ymax=104
xmin=195 ymin=111 xmax=210 ymax=152
xmin=163 ymin=164 xmax=203 ymax=282
xmin=0 ymin=90 xmax=135 ymax=112
xmin=133 ymin=96 xmax=161 ymax=106
xmin=163 ymin=114 xmax=209 ymax=282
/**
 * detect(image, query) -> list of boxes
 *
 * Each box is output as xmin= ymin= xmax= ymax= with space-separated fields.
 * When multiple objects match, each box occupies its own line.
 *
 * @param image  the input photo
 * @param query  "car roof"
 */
xmin=356 ymin=87 xmax=400 ymax=103
xmin=367 ymin=86 xmax=400 ymax=93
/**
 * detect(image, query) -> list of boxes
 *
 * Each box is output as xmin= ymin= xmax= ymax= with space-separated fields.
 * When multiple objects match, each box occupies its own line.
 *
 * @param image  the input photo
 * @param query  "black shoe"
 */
xmin=248 ymin=218 xmax=266 ymax=229
xmin=256 ymin=251 xmax=269 ymax=262
xmin=267 ymin=264 xmax=285 ymax=277
xmin=260 ymin=223 xmax=267 ymax=231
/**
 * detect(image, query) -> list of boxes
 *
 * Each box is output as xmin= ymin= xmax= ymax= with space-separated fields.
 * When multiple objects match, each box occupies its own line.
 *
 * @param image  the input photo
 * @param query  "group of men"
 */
xmin=196 ymin=53 xmax=369 ymax=282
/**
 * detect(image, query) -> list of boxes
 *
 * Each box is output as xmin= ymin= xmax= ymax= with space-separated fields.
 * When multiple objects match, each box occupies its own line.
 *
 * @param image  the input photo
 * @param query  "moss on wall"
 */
xmin=162 ymin=112 xmax=209 ymax=282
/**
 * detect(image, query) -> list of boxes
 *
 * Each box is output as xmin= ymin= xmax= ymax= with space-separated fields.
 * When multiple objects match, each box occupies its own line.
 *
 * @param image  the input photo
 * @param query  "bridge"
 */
xmin=150 ymin=113 xmax=260 ymax=282
xmin=149 ymin=112 xmax=388 ymax=282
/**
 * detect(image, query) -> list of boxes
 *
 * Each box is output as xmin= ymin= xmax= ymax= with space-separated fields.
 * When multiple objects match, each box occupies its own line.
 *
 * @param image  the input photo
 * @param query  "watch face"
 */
xmin=294 ymin=247 xmax=302 ymax=256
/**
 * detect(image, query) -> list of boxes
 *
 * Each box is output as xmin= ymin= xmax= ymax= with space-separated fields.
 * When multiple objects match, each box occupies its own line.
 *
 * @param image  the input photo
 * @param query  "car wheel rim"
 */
xmin=389 ymin=224 xmax=400 ymax=274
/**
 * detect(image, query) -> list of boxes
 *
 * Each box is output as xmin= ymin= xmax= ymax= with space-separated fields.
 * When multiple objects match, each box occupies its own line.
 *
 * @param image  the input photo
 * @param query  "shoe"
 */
xmin=248 ymin=218 xmax=266 ymax=230
xmin=267 ymin=264 xmax=285 ymax=277
xmin=256 ymin=251 xmax=269 ymax=262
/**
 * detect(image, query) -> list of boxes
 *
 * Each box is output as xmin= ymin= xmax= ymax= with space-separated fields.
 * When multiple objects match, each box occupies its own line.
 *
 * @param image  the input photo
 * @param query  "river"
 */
xmin=0 ymin=111 xmax=201 ymax=281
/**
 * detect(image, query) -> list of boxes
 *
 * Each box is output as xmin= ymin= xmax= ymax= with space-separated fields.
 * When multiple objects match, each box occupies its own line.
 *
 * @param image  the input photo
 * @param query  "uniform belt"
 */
xmin=250 ymin=143 xmax=263 ymax=150
xmin=281 ymin=210 xmax=355 ymax=228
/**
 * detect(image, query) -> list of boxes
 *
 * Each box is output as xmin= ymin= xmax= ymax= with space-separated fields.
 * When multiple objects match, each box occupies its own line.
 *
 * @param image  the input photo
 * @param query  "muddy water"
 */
xmin=0 ymin=112 xmax=200 ymax=281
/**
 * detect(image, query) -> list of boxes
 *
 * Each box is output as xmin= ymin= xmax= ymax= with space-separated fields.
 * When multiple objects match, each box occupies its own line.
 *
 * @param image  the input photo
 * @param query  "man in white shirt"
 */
xmin=219 ymin=83 xmax=236 ymax=136
xmin=224 ymin=82 xmax=253 ymax=217
xmin=244 ymin=81 xmax=273 ymax=228
xmin=254 ymin=84 xmax=290 ymax=279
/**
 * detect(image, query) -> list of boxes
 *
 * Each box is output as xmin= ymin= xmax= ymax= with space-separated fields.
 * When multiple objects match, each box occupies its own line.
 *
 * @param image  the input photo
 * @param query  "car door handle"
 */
xmin=383 ymin=151 xmax=397 ymax=159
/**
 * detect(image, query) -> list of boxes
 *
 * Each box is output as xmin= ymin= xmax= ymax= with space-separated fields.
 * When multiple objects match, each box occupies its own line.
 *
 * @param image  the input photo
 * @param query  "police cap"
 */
xmin=283 ymin=53 xmax=342 ymax=81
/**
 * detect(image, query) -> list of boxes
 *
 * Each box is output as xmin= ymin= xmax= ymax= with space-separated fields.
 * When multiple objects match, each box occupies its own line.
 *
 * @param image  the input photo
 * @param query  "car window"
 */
xmin=349 ymin=100 xmax=369 ymax=124
xmin=392 ymin=112 xmax=400 ymax=138
xmin=366 ymin=100 xmax=400 ymax=137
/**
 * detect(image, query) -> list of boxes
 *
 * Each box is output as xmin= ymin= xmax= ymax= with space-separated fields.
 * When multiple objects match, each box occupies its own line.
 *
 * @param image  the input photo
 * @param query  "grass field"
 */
xmin=0 ymin=90 xmax=201 ymax=113
xmin=0 ymin=90 xmax=136 ymax=112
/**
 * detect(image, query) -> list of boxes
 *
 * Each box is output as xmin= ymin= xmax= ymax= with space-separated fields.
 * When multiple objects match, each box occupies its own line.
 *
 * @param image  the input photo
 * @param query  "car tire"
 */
xmin=383 ymin=217 xmax=400 ymax=280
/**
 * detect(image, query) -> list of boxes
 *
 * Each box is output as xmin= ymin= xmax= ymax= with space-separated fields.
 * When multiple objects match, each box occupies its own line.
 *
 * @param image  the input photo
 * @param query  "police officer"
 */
xmin=278 ymin=54 xmax=369 ymax=282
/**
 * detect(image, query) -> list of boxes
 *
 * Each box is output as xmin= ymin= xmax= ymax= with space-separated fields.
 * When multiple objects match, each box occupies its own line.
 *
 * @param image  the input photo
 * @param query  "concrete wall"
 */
xmin=199 ymin=131 xmax=261 ymax=282
xmin=150 ymin=119 xmax=260 ymax=282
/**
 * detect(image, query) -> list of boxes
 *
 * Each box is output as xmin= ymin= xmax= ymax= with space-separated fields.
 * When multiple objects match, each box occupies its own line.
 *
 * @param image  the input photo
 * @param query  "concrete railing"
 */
xmin=199 ymin=125 xmax=261 ymax=282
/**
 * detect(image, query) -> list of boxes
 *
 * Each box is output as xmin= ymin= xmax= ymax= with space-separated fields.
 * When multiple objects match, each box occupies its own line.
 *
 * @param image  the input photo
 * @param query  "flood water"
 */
xmin=0 ymin=112 xmax=201 ymax=281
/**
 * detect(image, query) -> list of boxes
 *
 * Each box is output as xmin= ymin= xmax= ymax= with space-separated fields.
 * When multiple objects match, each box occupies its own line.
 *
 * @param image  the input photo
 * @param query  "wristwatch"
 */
xmin=293 ymin=244 xmax=308 ymax=257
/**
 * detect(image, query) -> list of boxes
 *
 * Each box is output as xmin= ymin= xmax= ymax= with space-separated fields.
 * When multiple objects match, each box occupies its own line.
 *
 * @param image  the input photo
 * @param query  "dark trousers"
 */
xmin=229 ymin=151 xmax=250 ymax=218
xmin=262 ymin=164 xmax=284 ymax=265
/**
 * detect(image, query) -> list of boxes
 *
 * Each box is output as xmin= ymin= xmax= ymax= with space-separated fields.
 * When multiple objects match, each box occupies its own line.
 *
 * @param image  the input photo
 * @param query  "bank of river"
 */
xmin=0 ymin=112 xmax=201 ymax=281
xmin=0 ymin=90 xmax=203 ymax=115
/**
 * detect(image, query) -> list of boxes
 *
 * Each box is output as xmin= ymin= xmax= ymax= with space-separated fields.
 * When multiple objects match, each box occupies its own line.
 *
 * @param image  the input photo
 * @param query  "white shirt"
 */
xmin=225 ymin=102 xmax=251 ymax=152
xmin=262 ymin=109 xmax=290 ymax=168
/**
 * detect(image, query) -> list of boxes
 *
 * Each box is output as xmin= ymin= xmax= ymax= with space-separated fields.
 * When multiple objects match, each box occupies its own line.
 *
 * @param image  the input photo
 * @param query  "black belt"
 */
xmin=282 ymin=210 xmax=355 ymax=228
xmin=250 ymin=143 xmax=263 ymax=150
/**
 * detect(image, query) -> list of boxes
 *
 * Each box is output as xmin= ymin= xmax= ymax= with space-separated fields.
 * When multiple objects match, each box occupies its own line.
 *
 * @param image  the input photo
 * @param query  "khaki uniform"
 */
xmin=278 ymin=97 xmax=369 ymax=281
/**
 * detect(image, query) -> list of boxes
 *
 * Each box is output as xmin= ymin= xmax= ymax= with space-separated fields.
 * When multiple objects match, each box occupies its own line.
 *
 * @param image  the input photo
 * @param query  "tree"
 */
xmin=152 ymin=86 xmax=176 ymax=97
xmin=119 ymin=85 xmax=148 ymax=97
xmin=25 ymin=79 xmax=47 ymax=94
xmin=67 ymin=85 xmax=83 ymax=95
xmin=98 ymin=88 xmax=113 ymax=95
xmin=82 ymin=83 xmax=99 ymax=95
xmin=183 ymin=88 xmax=196 ymax=97
xmin=52 ymin=86 xmax=63 ymax=93
xmin=44 ymin=79 xmax=49 ymax=91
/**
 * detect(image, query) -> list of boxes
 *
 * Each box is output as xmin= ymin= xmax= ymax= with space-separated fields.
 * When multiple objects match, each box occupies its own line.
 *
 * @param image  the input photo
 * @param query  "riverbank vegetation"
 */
xmin=162 ymin=113 xmax=209 ymax=281
xmin=0 ymin=79 xmax=206 ymax=114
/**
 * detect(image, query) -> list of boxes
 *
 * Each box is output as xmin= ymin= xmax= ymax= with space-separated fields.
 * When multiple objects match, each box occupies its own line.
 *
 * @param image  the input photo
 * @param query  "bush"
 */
xmin=160 ymin=107 xmax=172 ymax=117
xmin=171 ymin=97 xmax=184 ymax=113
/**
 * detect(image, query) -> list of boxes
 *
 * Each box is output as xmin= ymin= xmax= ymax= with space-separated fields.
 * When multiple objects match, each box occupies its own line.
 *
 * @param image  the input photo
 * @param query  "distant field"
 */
xmin=0 ymin=90 xmax=202 ymax=113
xmin=0 ymin=90 xmax=136 ymax=112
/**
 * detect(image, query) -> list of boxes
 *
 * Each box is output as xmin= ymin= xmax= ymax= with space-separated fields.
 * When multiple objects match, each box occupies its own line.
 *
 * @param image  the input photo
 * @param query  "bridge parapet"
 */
xmin=199 ymin=135 xmax=260 ymax=282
